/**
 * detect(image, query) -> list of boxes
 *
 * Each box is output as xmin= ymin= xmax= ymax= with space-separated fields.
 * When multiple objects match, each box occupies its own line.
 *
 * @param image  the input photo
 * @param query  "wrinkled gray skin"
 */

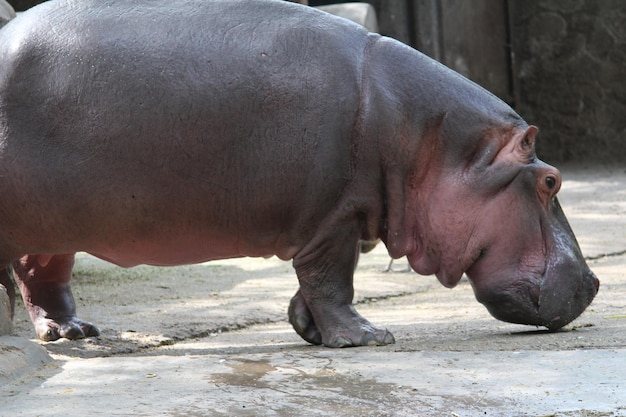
xmin=0 ymin=0 xmax=598 ymax=347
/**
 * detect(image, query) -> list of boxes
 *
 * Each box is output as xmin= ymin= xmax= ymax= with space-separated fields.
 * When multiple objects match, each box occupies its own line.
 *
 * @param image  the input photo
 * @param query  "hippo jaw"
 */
xmin=467 ymin=197 xmax=600 ymax=330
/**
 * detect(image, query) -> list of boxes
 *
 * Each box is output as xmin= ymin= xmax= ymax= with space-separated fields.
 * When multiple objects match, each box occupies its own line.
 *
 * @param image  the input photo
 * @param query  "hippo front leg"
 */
xmin=13 ymin=254 xmax=100 ymax=341
xmin=290 ymin=230 xmax=395 ymax=348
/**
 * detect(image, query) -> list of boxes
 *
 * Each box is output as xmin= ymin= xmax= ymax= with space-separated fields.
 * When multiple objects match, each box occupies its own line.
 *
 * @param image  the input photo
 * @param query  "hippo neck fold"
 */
xmin=361 ymin=35 xmax=526 ymax=282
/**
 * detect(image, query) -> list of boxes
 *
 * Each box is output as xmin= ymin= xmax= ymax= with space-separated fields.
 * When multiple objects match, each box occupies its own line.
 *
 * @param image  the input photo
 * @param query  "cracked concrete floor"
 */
xmin=1 ymin=164 xmax=625 ymax=416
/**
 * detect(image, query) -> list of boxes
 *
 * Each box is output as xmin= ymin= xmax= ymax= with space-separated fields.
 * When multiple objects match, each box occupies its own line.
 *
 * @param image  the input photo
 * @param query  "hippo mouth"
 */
xmin=473 ymin=269 xmax=599 ymax=330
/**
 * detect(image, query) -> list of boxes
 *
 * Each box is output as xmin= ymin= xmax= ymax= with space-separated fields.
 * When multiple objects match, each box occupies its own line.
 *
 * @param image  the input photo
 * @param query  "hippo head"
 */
xmin=400 ymin=125 xmax=599 ymax=330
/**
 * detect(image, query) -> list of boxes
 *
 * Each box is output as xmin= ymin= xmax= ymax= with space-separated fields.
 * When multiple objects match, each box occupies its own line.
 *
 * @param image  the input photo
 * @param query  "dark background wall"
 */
xmin=6 ymin=0 xmax=38 ymax=11
xmin=508 ymin=0 xmax=625 ymax=163
xmin=8 ymin=0 xmax=626 ymax=164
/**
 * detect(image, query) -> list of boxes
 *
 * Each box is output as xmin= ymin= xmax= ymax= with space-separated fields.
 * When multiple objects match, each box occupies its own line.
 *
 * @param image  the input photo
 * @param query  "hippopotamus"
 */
xmin=0 ymin=0 xmax=598 ymax=347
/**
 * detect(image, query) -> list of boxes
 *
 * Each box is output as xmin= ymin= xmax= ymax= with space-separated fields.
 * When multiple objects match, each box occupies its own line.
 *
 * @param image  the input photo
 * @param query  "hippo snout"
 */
xmin=475 ymin=269 xmax=599 ymax=330
xmin=539 ymin=270 xmax=599 ymax=330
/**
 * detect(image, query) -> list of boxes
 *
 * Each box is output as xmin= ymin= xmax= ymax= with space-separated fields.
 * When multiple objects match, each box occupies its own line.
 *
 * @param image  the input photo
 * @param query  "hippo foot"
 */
xmin=288 ymin=291 xmax=395 ymax=348
xmin=34 ymin=316 xmax=101 ymax=342
xmin=288 ymin=291 xmax=323 ymax=345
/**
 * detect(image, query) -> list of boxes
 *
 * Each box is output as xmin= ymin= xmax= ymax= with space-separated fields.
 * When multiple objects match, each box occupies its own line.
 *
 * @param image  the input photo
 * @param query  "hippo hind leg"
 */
xmin=290 ymin=227 xmax=395 ymax=348
xmin=13 ymin=254 xmax=100 ymax=341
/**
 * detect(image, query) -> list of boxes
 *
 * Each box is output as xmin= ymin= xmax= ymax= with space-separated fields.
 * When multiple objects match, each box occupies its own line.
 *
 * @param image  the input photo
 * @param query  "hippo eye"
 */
xmin=545 ymin=176 xmax=556 ymax=189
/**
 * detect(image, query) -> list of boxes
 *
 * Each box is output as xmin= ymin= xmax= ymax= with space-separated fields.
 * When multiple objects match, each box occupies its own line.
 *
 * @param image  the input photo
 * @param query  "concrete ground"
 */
xmin=0 ymin=164 xmax=625 ymax=417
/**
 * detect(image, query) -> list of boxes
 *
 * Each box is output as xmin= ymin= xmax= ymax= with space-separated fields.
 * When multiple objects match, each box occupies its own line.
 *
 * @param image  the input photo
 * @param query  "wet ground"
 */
xmin=1 ymin=164 xmax=625 ymax=416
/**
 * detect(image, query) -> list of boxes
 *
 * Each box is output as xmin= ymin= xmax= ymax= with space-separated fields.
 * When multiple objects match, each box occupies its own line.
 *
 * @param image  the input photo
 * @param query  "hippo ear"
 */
xmin=519 ymin=125 xmax=538 ymax=154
